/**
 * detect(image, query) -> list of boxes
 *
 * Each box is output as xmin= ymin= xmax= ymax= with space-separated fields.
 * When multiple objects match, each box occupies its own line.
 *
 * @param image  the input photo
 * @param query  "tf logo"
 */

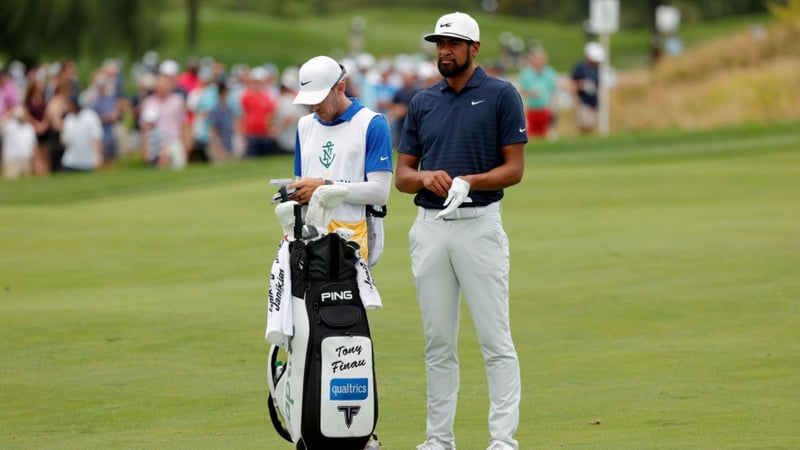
xmin=337 ymin=405 xmax=360 ymax=428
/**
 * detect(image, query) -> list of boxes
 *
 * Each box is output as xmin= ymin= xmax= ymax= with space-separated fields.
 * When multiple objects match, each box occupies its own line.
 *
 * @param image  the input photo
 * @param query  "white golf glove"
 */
xmin=434 ymin=176 xmax=472 ymax=220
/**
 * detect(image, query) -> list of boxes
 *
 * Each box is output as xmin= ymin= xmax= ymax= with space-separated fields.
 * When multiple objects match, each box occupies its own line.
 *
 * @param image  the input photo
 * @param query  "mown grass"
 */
xmin=1 ymin=123 xmax=799 ymax=449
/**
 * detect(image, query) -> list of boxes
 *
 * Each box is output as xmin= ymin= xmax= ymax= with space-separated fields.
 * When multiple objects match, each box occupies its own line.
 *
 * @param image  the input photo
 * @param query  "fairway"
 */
xmin=1 ymin=123 xmax=799 ymax=449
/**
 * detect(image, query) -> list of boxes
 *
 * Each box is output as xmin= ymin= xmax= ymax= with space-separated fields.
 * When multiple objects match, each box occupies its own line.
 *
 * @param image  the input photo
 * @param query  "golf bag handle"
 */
xmin=293 ymin=203 xmax=303 ymax=241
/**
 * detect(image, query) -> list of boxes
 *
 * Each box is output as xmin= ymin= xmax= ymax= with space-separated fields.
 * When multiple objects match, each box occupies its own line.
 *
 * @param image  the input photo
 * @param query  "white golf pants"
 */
xmin=409 ymin=206 xmax=521 ymax=450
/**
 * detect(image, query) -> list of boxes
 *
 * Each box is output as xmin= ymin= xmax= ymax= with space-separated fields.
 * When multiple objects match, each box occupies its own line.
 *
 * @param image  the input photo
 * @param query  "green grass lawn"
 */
xmin=1 ymin=122 xmax=799 ymax=449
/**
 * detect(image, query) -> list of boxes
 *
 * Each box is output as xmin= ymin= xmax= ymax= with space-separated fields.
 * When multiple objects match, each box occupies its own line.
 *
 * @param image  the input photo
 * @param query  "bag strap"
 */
xmin=267 ymin=346 xmax=293 ymax=443
xmin=267 ymin=394 xmax=294 ymax=443
xmin=366 ymin=205 xmax=387 ymax=218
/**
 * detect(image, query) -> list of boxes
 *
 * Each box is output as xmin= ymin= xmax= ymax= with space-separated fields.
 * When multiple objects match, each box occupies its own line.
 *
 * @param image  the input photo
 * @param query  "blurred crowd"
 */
xmin=1 ymin=44 xmax=600 ymax=181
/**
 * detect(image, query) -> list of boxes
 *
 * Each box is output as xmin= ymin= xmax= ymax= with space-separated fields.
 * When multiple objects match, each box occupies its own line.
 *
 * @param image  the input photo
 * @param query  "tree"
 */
xmin=0 ymin=0 xmax=160 ymax=66
xmin=188 ymin=0 xmax=200 ymax=52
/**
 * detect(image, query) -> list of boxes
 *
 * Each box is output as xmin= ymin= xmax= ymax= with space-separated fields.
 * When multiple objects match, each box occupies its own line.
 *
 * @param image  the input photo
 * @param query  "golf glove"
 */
xmin=435 ymin=176 xmax=472 ymax=220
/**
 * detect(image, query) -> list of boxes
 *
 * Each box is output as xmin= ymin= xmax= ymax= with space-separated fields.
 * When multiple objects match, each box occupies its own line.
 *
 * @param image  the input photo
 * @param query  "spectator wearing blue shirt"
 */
xmin=571 ymin=42 xmax=604 ymax=134
xmin=89 ymin=76 xmax=121 ymax=165
xmin=518 ymin=48 xmax=558 ymax=138
xmin=208 ymin=81 xmax=236 ymax=161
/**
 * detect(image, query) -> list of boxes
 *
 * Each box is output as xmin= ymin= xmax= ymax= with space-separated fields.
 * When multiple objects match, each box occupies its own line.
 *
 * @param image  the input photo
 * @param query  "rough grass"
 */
xmin=609 ymin=22 xmax=800 ymax=132
xmin=1 ymin=123 xmax=799 ymax=449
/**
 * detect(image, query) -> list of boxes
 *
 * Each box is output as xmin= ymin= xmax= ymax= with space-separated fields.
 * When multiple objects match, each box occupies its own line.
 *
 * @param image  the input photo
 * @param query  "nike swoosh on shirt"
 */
xmin=519 ymin=128 xmax=526 ymax=133
xmin=380 ymin=156 xmax=389 ymax=161
xmin=471 ymin=100 xmax=485 ymax=106
xmin=300 ymin=80 xmax=311 ymax=86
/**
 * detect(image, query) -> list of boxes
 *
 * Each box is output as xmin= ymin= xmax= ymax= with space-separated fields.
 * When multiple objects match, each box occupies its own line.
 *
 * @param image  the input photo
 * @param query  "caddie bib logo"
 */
xmin=320 ymin=141 xmax=336 ymax=168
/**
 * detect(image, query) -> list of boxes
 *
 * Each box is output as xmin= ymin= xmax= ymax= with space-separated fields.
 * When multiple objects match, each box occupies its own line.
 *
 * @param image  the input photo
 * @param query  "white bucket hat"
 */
xmin=293 ymin=56 xmax=346 ymax=105
xmin=424 ymin=12 xmax=480 ymax=43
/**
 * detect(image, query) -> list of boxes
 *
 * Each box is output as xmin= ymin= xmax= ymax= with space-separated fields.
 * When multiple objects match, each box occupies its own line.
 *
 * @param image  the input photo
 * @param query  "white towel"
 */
xmin=266 ymin=240 xmax=293 ymax=348
xmin=356 ymin=253 xmax=383 ymax=310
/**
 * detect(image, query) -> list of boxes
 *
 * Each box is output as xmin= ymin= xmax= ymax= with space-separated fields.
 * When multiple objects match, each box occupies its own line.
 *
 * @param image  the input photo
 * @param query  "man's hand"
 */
xmin=434 ymin=177 xmax=472 ymax=220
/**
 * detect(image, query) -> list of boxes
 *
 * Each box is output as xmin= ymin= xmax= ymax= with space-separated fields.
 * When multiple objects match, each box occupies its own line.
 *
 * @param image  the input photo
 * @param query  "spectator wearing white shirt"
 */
xmin=61 ymin=95 xmax=103 ymax=171
xmin=2 ymin=106 xmax=36 ymax=180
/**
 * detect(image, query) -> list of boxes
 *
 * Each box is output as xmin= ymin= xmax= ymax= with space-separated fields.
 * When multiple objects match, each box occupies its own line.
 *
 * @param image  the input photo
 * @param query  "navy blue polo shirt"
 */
xmin=571 ymin=60 xmax=599 ymax=108
xmin=398 ymin=67 xmax=527 ymax=209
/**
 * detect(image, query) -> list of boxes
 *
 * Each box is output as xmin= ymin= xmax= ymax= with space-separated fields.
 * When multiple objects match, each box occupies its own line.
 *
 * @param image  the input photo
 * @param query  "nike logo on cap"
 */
xmin=440 ymin=22 xmax=453 ymax=28
xmin=471 ymin=99 xmax=485 ymax=106
xmin=300 ymin=80 xmax=311 ymax=86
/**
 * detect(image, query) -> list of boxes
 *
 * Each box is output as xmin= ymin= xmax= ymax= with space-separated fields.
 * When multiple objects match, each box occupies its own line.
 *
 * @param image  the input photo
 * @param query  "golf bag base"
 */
xmin=267 ymin=231 xmax=378 ymax=450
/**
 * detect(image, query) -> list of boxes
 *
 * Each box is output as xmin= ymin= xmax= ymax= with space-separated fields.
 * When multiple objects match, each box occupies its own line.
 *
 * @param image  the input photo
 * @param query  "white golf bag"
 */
xmin=266 ymin=198 xmax=379 ymax=450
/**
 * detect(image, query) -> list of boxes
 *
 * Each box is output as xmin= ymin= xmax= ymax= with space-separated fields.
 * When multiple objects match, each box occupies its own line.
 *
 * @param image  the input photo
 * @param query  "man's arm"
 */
xmin=460 ymin=142 xmax=525 ymax=190
xmin=394 ymin=153 xmax=451 ymax=199
xmin=395 ymin=143 xmax=524 ymax=197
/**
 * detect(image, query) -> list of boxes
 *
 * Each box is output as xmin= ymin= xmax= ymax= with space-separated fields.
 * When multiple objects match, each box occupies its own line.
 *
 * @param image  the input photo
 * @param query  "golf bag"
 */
xmin=267 ymin=205 xmax=378 ymax=450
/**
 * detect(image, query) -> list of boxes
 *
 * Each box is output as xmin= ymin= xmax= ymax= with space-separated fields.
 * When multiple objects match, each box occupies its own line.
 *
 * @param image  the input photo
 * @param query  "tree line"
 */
xmin=1 ymin=0 xmax=771 ymax=66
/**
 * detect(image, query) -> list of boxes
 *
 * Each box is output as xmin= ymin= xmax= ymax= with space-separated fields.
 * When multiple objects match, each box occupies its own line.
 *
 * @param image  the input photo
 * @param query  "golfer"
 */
xmin=395 ymin=12 xmax=527 ymax=450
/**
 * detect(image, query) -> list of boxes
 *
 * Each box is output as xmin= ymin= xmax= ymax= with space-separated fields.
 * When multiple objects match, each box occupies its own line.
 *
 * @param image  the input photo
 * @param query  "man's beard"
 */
xmin=438 ymin=55 xmax=471 ymax=78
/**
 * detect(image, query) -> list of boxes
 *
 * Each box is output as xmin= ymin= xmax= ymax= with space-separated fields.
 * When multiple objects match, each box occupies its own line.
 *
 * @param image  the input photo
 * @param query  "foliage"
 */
xmin=0 ymin=0 xmax=161 ymax=66
xmin=768 ymin=0 xmax=800 ymax=22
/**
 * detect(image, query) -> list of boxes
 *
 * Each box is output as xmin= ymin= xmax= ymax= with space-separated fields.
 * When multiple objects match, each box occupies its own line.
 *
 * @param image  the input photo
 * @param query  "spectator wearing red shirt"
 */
xmin=240 ymin=66 xmax=277 ymax=157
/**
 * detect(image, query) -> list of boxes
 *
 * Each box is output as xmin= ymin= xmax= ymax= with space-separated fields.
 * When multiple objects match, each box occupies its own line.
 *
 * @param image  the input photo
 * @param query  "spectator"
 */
xmin=352 ymin=53 xmax=377 ymax=110
xmin=271 ymin=67 xmax=308 ymax=154
xmin=158 ymin=59 xmax=181 ymax=95
xmin=518 ymin=48 xmax=558 ymax=138
xmin=387 ymin=64 xmax=419 ymax=147
xmin=177 ymin=57 xmax=200 ymax=98
xmin=44 ymin=79 xmax=71 ymax=172
xmin=571 ymin=42 xmax=604 ymax=134
xmin=373 ymin=59 xmax=399 ymax=115
xmin=61 ymin=96 xmax=103 ymax=172
xmin=186 ymin=66 xmax=219 ymax=163
xmin=417 ymin=61 xmax=440 ymax=89
xmin=208 ymin=81 xmax=237 ymax=161
xmin=0 ymin=68 xmax=20 ymax=121
xmin=139 ymin=74 xmax=189 ymax=169
xmin=240 ymin=67 xmax=277 ymax=157
xmin=88 ymin=75 xmax=121 ymax=166
xmin=23 ymin=76 xmax=50 ymax=175
xmin=2 ymin=106 xmax=36 ymax=180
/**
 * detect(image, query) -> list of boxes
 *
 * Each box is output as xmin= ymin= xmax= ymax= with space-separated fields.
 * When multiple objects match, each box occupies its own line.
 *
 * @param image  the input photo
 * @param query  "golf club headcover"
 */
xmin=274 ymin=201 xmax=300 ymax=240
xmin=305 ymin=184 xmax=349 ymax=232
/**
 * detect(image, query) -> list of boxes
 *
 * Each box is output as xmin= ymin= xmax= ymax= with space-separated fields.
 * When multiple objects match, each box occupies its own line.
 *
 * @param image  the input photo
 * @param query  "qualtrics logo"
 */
xmin=337 ymin=406 xmax=361 ymax=428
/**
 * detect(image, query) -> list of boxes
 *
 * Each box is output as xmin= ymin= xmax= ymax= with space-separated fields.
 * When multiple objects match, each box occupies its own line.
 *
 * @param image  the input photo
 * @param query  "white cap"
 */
xmin=424 ymin=12 xmax=480 ymax=43
xmin=250 ymin=66 xmax=269 ymax=81
xmin=280 ymin=66 xmax=299 ymax=89
xmin=293 ymin=56 xmax=345 ymax=105
xmin=159 ymin=59 xmax=180 ymax=76
xmin=585 ymin=42 xmax=605 ymax=63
